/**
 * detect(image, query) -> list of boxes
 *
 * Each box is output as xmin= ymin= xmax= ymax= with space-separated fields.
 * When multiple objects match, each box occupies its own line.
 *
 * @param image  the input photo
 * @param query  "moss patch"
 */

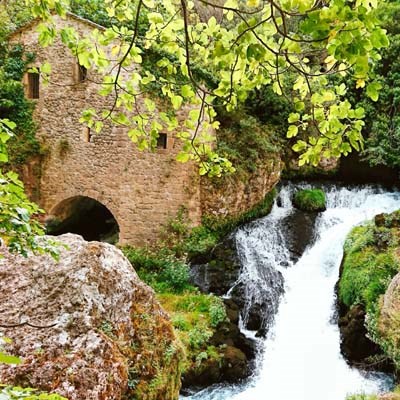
xmin=153 ymin=189 xmax=276 ymax=259
xmin=293 ymin=188 xmax=326 ymax=212
xmin=339 ymin=213 xmax=400 ymax=373
xmin=0 ymin=386 xmax=67 ymax=399
xmin=157 ymin=292 xmax=227 ymax=375
xmin=195 ymin=189 xmax=277 ymax=255
xmin=339 ymin=222 xmax=399 ymax=313
xmin=346 ymin=395 xmax=378 ymax=400
xmin=122 ymin=247 xmax=229 ymax=381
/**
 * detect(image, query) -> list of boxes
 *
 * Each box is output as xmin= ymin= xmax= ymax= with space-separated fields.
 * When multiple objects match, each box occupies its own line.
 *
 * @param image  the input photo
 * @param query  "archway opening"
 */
xmin=46 ymin=196 xmax=119 ymax=244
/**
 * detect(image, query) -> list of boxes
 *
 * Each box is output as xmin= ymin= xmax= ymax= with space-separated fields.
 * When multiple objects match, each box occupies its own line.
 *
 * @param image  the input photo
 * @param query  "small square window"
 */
xmin=27 ymin=72 xmax=40 ymax=99
xmin=156 ymin=133 xmax=167 ymax=149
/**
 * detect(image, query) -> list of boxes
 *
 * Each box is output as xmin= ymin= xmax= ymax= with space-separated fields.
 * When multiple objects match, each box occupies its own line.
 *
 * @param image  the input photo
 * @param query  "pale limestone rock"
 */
xmin=0 ymin=234 xmax=182 ymax=400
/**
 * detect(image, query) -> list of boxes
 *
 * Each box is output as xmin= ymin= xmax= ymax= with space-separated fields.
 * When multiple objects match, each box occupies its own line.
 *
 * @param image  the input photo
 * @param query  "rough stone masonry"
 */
xmin=10 ymin=13 xmax=281 ymax=246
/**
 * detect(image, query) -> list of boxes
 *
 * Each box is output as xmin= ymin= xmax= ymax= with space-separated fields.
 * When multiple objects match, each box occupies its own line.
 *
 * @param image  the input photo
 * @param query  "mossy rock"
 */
xmin=338 ymin=214 xmax=400 ymax=374
xmin=293 ymin=189 xmax=326 ymax=212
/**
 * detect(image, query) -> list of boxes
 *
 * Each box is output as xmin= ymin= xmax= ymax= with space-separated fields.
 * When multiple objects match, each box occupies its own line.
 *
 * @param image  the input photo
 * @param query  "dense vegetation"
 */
xmin=350 ymin=0 xmax=400 ymax=169
xmin=0 ymin=0 xmax=51 ymax=263
xmin=122 ymin=244 xmax=229 ymax=378
xmin=0 ymin=0 xmax=400 ymax=398
xmin=121 ymin=191 xmax=276 ymax=378
xmin=339 ymin=221 xmax=399 ymax=314
xmin=339 ymin=213 xmax=400 ymax=372
xmin=0 ymin=386 xmax=67 ymax=400
xmin=0 ymin=44 xmax=40 ymax=166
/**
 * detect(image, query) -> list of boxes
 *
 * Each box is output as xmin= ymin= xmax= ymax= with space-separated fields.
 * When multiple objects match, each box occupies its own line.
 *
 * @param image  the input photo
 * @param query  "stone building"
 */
xmin=10 ymin=13 xmax=281 ymax=246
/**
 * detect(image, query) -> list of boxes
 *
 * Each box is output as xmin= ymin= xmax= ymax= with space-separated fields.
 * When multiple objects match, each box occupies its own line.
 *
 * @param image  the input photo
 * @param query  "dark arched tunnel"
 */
xmin=46 ymin=196 xmax=119 ymax=244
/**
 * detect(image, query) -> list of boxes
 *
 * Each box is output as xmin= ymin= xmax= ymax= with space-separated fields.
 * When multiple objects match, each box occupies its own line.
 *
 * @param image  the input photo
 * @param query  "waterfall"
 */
xmin=182 ymin=183 xmax=400 ymax=400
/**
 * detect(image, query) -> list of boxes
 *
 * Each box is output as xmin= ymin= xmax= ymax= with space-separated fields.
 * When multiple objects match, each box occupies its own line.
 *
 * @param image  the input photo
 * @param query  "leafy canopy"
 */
xmin=351 ymin=0 xmax=400 ymax=169
xmin=26 ymin=0 xmax=388 ymax=172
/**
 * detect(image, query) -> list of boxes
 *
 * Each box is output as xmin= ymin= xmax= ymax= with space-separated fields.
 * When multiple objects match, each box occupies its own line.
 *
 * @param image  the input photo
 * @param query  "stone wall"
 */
xmin=10 ymin=13 xmax=282 ymax=246
xmin=10 ymin=14 xmax=202 ymax=246
xmin=201 ymin=157 xmax=282 ymax=220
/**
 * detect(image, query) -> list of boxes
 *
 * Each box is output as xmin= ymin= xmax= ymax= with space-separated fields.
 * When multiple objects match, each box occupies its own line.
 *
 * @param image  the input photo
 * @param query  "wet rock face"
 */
xmin=0 ymin=234 xmax=182 ymax=400
xmin=189 ymin=235 xmax=241 ymax=296
xmin=185 ymin=236 xmax=257 ymax=390
xmin=338 ymin=304 xmax=382 ymax=363
xmin=230 ymin=265 xmax=284 ymax=336
xmin=280 ymin=209 xmax=318 ymax=263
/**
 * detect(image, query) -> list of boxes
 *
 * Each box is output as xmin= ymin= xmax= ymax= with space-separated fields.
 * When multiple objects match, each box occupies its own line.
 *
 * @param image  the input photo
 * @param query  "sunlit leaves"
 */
xmin=0 ymin=385 xmax=68 ymax=399
xmin=0 ymin=118 xmax=59 ymax=258
xmin=0 ymin=350 xmax=20 ymax=365
xmin=26 ymin=0 xmax=389 ymax=169
xmin=366 ymin=81 xmax=383 ymax=102
xmin=287 ymin=125 xmax=299 ymax=138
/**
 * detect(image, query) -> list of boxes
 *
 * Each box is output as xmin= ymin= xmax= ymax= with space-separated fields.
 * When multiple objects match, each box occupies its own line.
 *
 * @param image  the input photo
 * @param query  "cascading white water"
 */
xmin=182 ymin=183 xmax=400 ymax=400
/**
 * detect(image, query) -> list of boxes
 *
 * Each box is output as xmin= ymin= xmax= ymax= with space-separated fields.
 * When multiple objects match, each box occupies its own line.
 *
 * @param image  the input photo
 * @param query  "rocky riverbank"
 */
xmin=338 ymin=211 xmax=400 ymax=393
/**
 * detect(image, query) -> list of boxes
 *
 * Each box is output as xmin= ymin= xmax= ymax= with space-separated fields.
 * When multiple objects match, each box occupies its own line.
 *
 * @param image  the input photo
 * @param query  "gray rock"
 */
xmin=0 ymin=234 xmax=182 ymax=400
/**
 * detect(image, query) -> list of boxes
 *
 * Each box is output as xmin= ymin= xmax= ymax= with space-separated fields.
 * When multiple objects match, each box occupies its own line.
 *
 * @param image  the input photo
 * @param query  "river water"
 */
xmin=182 ymin=183 xmax=400 ymax=400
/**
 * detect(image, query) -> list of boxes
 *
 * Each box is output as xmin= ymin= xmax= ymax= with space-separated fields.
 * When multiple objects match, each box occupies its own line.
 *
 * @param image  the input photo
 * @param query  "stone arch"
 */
xmin=46 ymin=195 xmax=120 ymax=244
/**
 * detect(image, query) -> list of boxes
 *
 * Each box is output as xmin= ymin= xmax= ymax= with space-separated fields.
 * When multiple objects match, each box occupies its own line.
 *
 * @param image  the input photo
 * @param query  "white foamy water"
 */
xmin=182 ymin=184 xmax=400 ymax=400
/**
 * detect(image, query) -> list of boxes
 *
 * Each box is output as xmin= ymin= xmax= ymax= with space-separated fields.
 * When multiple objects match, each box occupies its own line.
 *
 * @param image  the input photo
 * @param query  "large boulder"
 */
xmin=0 ymin=234 xmax=182 ymax=400
xmin=378 ymin=272 xmax=400 ymax=369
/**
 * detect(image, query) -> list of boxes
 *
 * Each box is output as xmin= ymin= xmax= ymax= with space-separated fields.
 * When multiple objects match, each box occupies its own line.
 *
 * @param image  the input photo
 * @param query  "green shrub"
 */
xmin=0 ymin=386 xmax=67 ymax=399
xmin=157 ymin=189 xmax=277 ymax=259
xmin=0 ymin=44 xmax=40 ymax=167
xmin=181 ymin=225 xmax=220 ymax=256
xmin=346 ymin=394 xmax=378 ymax=400
xmin=122 ymin=246 xmax=192 ymax=293
xmin=158 ymin=291 xmax=227 ymax=373
xmin=339 ymin=216 xmax=400 ymax=372
xmin=209 ymin=297 xmax=227 ymax=328
xmin=293 ymin=188 xmax=326 ymax=212
xmin=201 ymin=188 xmax=277 ymax=240
xmin=171 ymin=314 xmax=191 ymax=331
xmin=188 ymin=326 xmax=213 ymax=349
xmin=339 ymin=223 xmax=399 ymax=312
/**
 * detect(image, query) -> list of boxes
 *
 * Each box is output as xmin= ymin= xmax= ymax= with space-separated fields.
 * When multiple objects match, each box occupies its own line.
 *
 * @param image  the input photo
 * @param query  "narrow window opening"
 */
xmin=156 ymin=133 xmax=167 ymax=149
xmin=84 ymin=127 xmax=93 ymax=143
xmin=27 ymin=72 xmax=40 ymax=99
xmin=78 ymin=64 xmax=87 ymax=82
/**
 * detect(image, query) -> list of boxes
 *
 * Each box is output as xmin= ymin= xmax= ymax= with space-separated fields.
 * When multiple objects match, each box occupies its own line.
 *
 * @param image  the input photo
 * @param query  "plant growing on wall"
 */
xmin=24 ymin=0 xmax=388 ymax=175
xmin=0 ymin=119 xmax=54 ymax=257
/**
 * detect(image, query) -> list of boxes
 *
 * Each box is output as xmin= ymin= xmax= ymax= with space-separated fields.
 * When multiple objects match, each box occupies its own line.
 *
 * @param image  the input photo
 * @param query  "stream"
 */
xmin=182 ymin=183 xmax=400 ymax=400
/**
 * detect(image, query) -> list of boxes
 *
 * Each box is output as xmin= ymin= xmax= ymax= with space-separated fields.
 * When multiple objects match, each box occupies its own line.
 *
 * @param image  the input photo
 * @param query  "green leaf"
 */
xmin=0 ymin=351 xmax=21 ymax=365
xmin=288 ymin=113 xmax=300 ymax=123
xmin=171 ymin=95 xmax=183 ymax=110
xmin=144 ymin=98 xmax=156 ymax=113
xmin=366 ymin=81 xmax=382 ymax=102
xmin=181 ymin=85 xmax=195 ymax=98
xmin=176 ymin=152 xmax=190 ymax=163
xmin=287 ymin=125 xmax=299 ymax=138
xmin=41 ymin=62 xmax=52 ymax=75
